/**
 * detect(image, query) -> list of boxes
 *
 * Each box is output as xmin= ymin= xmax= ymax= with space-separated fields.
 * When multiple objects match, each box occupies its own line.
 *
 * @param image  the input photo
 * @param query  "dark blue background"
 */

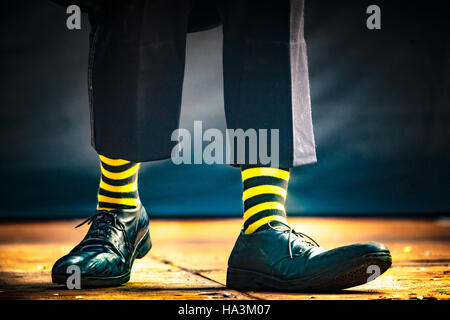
xmin=1 ymin=1 xmax=449 ymax=219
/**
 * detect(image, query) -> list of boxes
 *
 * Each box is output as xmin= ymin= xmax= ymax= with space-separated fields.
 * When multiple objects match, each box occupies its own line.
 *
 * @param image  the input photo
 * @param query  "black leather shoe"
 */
xmin=52 ymin=205 xmax=152 ymax=287
xmin=227 ymin=222 xmax=392 ymax=292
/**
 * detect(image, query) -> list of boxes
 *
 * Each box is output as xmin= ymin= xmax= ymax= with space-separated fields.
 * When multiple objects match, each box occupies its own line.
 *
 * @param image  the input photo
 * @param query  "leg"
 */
xmin=97 ymin=155 xmax=140 ymax=211
xmin=52 ymin=0 xmax=192 ymax=287
xmin=241 ymin=166 xmax=290 ymax=234
xmin=218 ymin=0 xmax=392 ymax=291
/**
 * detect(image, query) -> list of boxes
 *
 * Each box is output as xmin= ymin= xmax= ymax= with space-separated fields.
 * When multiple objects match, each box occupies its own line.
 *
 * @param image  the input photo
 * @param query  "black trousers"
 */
xmin=88 ymin=0 xmax=316 ymax=167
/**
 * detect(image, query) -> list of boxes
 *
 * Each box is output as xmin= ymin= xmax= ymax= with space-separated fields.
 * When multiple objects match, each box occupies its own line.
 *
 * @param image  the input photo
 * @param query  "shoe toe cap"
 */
xmin=353 ymin=241 xmax=390 ymax=256
xmin=52 ymin=248 xmax=127 ymax=279
xmin=323 ymin=241 xmax=391 ymax=262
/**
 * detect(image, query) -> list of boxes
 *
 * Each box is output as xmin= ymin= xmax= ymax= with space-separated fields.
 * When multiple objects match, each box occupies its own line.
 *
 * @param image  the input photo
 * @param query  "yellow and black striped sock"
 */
xmin=241 ymin=166 xmax=290 ymax=234
xmin=97 ymin=155 xmax=141 ymax=211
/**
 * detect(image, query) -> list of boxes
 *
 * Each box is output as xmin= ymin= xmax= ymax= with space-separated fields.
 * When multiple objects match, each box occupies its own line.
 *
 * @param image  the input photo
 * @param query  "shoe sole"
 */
xmin=52 ymin=228 xmax=152 ymax=288
xmin=226 ymin=251 xmax=392 ymax=292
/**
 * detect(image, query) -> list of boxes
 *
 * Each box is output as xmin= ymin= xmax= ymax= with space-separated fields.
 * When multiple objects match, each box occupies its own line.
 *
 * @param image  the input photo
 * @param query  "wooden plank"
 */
xmin=0 ymin=245 xmax=250 ymax=300
xmin=0 ymin=218 xmax=449 ymax=300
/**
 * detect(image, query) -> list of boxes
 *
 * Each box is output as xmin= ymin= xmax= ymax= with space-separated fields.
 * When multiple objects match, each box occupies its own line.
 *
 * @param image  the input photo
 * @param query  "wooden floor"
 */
xmin=0 ymin=217 xmax=449 ymax=300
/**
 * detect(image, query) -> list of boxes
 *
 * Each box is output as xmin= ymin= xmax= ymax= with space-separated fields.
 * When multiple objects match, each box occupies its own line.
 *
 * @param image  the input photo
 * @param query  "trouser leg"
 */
xmin=89 ymin=0 xmax=192 ymax=162
xmin=216 ymin=0 xmax=316 ymax=168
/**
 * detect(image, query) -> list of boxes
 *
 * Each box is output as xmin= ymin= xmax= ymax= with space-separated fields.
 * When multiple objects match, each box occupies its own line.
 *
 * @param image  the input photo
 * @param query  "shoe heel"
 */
xmin=136 ymin=229 xmax=152 ymax=259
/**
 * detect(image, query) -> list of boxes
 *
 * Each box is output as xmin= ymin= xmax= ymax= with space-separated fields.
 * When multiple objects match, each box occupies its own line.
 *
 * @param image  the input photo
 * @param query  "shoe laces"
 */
xmin=76 ymin=210 xmax=131 ymax=250
xmin=267 ymin=220 xmax=320 ymax=259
